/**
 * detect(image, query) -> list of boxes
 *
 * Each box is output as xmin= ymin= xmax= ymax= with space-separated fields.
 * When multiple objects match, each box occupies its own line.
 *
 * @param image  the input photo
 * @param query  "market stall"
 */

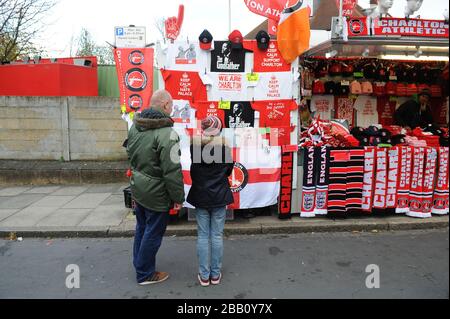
xmin=295 ymin=15 xmax=449 ymax=219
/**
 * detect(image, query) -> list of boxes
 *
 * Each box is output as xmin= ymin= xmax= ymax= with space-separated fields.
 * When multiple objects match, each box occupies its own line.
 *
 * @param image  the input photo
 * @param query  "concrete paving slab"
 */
xmin=0 ymin=209 xmax=19 ymax=222
xmin=85 ymin=184 xmax=124 ymax=194
xmin=23 ymin=186 xmax=62 ymax=194
xmin=36 ymin=209 xmax=92 ymax=227
xmin=30 ymin=196 xmax=76 ymax=208
xmin=62 ymin=193 xmax=111 ymax=209
xmin=0 ymin=206 xmax=57 ymax=227
xmin=99 ymin=194 xmax=125 ymax=206
xmin=0 ymin=187 xmax=32 ymax=196
xmin=52 ymin=186 xmax=88 ymax=196
xmin=78 ymin=205 xmax=128 ymax=227
xmin=0 ymin=194 xmax=45 ymax=209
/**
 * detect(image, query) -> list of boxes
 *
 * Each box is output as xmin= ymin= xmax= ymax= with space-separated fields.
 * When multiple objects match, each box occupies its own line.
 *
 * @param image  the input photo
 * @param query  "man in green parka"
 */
xmin=127 ymin=89 xmax=185 ymax=285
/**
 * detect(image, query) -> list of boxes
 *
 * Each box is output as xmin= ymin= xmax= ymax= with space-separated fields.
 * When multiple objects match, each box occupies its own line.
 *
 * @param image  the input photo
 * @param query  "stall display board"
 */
xmin=157 ymin=39 xmax=300 ymax=214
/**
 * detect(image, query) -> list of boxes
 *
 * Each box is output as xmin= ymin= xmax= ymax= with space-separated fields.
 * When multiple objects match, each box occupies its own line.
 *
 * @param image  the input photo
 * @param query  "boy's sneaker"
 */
xmin=198 ymin=274 xmax=210 ymax=287
xmin=210 ymin=273 xmax=222 ymax=285
xmin=138 ymin=272 xmax=169 ymax=286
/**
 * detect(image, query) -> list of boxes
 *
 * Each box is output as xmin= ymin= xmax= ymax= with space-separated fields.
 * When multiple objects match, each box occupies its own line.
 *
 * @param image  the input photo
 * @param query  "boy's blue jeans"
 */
xmin=195 ymin=207 xmax=227 ymax=280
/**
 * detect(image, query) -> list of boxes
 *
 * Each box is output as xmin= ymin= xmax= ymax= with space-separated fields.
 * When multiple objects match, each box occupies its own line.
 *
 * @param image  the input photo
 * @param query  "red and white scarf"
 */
xmin=396 ymin=146 xmax=413 ymax=214
xmin=386 ymin=147 xmax=400 ymax=208
xmin=362 ymin=147 xmax=376 ymax=212
xmin=432 ymin=147 xmax=450 ymax=215
xmin=373 ymin=148 xmax=388 ymax=209
xmin=407 ymin=147 xmax=428 ymax=218
xmin=421 ymin=147 xmax=438 ymax=216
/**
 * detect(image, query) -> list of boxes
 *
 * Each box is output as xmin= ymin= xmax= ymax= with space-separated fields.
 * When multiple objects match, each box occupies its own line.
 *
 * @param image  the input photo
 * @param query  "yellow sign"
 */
xmin=121 ymin=105 xmax=127 ymax=113
xmin=219 ymin=101 xmax=231 ymax=110
xmin=247 ymin=73 xmax=259 ymax=82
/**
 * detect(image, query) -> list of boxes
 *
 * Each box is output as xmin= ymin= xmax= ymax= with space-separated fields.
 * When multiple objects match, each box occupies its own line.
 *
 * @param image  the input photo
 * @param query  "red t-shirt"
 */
xmin=377 ymin=97 xmax=396 ymax=126
xmin=191 ymin=101 xmax=225 ymax=126
xmin=265 ymin=126 xmax=296 ymax=146
xmin=252 ymin=100 xmax=297 ymax=128
xmin=160 ymin=69 xmax=207 ymax=102
xmin=245 ymin=40 xmax=291 ymax=73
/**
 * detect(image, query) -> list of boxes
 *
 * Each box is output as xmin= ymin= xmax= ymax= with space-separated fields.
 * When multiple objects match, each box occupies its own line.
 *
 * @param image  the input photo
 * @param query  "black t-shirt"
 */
xmin=224 ymin=101 xmax=255 ymax=128
xmin=210 ymin=41 xmax=250 ymax=73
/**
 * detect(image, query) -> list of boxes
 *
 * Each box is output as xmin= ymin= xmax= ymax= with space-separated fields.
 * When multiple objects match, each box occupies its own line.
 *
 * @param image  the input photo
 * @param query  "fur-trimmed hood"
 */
xmin=134 ymin=109 xmax=174 ymax=131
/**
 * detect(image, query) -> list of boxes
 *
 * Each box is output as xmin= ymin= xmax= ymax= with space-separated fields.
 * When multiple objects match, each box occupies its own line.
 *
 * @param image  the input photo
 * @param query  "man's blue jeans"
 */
xmin=133 ymin=203 xmax=169 ymax=283
xmin=195 ymin=207 xmax=227 ymax=280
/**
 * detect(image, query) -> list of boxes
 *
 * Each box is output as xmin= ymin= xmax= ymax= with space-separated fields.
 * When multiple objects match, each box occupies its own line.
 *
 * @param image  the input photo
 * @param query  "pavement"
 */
xmin=0 ymin=184 xmax=448 ymax=238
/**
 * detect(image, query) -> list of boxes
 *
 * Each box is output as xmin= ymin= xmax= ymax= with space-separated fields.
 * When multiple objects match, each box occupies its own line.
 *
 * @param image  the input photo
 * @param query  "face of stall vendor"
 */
xmin=419 ymin=94 xmax=431 ymax=109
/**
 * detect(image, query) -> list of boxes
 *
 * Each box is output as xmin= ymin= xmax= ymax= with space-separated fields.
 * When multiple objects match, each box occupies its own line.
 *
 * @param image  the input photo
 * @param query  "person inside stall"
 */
xmin=394 ymin=88 xmax=435 ymax=130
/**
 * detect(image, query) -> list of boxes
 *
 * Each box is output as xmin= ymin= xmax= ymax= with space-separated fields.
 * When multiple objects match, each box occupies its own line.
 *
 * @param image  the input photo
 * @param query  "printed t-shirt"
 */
xmin=253 ymin=72 xmax=295 ymax=101
xmin=354 ymin=96 xmax=379 ymax=128
xmin=224 ymin=101 xmax=255 ymax=128
xmin=161 ymin=69 xmax=207 ymax=102
xmin=310 ymin=95 xmax=334 ymax=120
xmin=252 ymin=100 xmax=297 ymax=128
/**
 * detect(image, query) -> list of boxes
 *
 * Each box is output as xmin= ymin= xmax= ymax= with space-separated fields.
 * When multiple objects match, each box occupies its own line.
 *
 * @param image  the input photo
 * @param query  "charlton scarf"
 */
xmin=407 ymin=147 xmax=427 ymax=218
xmin=432 ymin=147 xmax=450 ymax=215
xmin=314 ymin=146 xmax=330 ymax=216
xmin=362 ymin=147 xmax=376 ymax=212
xmin=373 ymin=148 xmax=388 ymax=209
xmin=386 ymin=147 xmax=400 ymax=209
xmin=396 ymin=146 xmax=413 ymax=214
xmin=301 ymin=147 xmax=316 ymax=218
xmin=422 ymin=148 xmax=438 ymax=216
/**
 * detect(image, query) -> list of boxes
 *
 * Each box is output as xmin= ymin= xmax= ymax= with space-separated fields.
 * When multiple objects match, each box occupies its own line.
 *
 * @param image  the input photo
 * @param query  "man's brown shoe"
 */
xmin=138 ymin=272 xmax=169 ymax=286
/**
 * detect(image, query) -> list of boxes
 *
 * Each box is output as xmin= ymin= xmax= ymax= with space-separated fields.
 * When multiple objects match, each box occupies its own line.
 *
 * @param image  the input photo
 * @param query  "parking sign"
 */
xmin=114 ymin=26 xmax=146 ymax=48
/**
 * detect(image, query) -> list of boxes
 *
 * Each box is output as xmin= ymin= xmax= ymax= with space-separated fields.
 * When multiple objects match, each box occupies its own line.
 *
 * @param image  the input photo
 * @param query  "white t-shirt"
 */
xmin=200 ymin=72 xmax=252 ymax=101
xmin=354 ymin=96 xmax=379 ymax=128
xmin=164 ymin=41 xmax=208 ymax=72
xmin=171 ymin=100 xmax=196 ymax=129
xmin=252 ymin=72 xmax=295 ymax=101
xmin=310 ymin=95 xmax=334 ymax=120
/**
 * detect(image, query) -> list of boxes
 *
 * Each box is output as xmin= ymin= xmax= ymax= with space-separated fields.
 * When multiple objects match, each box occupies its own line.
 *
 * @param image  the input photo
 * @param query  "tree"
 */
xmin=74 ymin=28 xmax=115 ymax=65
xmin=0 ymin=0 xmax=56 ymax=62
xmin=154 ymin=17 xmax=166 ymax=44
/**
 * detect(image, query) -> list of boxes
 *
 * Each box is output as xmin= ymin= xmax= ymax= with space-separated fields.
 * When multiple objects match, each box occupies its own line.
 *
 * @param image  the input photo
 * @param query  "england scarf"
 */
xmin=314 ymin=146 xmax=330 ymax=216
xmin=396 ymin=146 xmax=413 ymax=214
xmin=301 ymin=147 xmax=316 ymax=218
xmin=407 ymin=147 xmax=427 ymax=218
xmin=432 ymin=147 xmax=450 ymax=215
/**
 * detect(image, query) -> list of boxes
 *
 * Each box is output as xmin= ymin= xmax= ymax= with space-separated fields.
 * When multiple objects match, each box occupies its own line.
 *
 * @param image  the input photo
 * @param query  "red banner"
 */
xmin=243 ymin=0 xmax=300 ymax=21
xmin=373 ymin=18 xmax=449 ymax=38
xmin=335 ymin=0 xmax=358 ymax=17
xmin=346 ymin=17 xmax=370 ymax=37
xmin=114 ymin=48 xmax=154 ymax=113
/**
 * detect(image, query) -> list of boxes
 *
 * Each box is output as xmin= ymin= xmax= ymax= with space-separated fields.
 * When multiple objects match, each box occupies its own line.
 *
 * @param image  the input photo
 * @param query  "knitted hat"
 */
xmin=201 ymin=115 xmax=222 ymax=136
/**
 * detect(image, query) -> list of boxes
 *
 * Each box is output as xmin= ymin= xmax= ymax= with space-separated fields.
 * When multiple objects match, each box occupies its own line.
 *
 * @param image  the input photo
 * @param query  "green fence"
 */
xmin=97 ymin=65 xmax=159 ymax=98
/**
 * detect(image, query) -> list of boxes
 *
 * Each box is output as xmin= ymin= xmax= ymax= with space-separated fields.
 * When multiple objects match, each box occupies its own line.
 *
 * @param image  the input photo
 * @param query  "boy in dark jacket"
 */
xmin=127 ymin=90 xmax=185 ymax=285
xmin=187 ymin=116 xmax=234 ymax=287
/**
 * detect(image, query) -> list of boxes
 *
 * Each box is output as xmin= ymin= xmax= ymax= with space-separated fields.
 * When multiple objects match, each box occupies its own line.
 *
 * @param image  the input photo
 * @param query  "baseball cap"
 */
xmin=418 ymin=87 xmax=432 ymax=98
xmin=342 ymin=63 xmax=354 ymax=77
xmin=199 ymin=29 xmax=213 ymax=50
xmin=329 ymin=62 xmax=342 ymax=76
xmin=351 ymin=126 xmax=366 ymax=137
xmin=255 ymin=30 xmax=270 ymax=50
xmin=228 ymin=30 xmax=243 ymax=50
xmin=385 ymin=81 xmax=397 ymax=95
xmin=379 ymin=128 xmax=392 ymax=142
xmin=361 ymin=81 xmax=373 ymax=94
xmin=312 ymin=80 xmax=325 ymax=95
xmin=373 ymin=82 xmax=386 ymax=96
xmin=364 ymin=125 xmax=380 ymax=136
xmin=391 ymin=134 xmax=407 ymax=146
xmin=324 ymin=81 xmax=337 ymax=95
xmin=336 ymin=82 xmax=350 ymax=96
xmin=363 ymin=63 xmax=377 ymax=79
xmin=350 ymin=80 xmax=362 ymax=95
xmin=201 ymin=115 xmax=223 ymax=136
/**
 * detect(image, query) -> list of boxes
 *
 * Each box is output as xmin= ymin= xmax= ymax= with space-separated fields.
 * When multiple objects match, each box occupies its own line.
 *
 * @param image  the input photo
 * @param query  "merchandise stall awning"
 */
xmin=300 ymin=37 xmax=449 ymax=60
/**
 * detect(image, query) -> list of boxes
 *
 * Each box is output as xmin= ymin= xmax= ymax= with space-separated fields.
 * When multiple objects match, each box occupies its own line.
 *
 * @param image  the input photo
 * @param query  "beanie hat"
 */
xmin=201 ymin=115 xmax=222 ymax=136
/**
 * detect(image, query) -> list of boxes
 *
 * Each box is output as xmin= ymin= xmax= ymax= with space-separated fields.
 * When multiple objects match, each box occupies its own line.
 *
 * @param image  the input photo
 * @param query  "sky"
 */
xmin=37 ymin=0 xmax=449 ymax=58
